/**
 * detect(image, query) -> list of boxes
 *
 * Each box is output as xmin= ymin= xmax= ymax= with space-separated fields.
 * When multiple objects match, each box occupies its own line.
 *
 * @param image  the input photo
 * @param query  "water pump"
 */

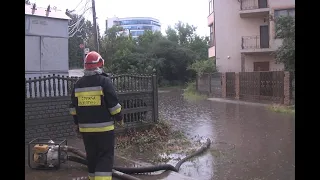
xmin=28 ymin=138 xmax=68 ymax=170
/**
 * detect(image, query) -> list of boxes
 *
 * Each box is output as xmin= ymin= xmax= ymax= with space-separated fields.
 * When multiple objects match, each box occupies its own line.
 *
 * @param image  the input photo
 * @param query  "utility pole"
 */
xmin=91 ymin=0 xmax=99 ymax=53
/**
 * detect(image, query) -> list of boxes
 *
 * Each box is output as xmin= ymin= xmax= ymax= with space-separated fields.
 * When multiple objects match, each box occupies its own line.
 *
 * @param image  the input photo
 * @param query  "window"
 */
xmin=209 ymin=0 xmax=214 ymax=15
xmin=130 ymin=31 xmax=145 ymax=37
xmin=209 ymin=24 xmax=214 ymax=47
xmin=274 ymin=8 xmax=295 ymax=38
xmin=119 ymin=19 xmax=160 ymax=26
xmin=274 ymin=8 xmax=295 ymax=19
xmin=113 ymin=21 xmax=120 ymax=26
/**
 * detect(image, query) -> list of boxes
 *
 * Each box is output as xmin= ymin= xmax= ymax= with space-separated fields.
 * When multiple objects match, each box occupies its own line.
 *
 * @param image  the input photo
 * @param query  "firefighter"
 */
xmin=69 ymin=51 xmax=123 ymax=180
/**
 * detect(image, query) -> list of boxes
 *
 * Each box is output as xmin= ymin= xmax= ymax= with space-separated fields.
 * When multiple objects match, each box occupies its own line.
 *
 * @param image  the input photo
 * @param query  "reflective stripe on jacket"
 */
xmin=70 ymin=73 xmax=122 ymax=132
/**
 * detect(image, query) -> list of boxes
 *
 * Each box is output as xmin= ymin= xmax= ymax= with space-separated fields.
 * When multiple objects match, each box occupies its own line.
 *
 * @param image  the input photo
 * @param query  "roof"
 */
xmin=25 ymin=4 xmax=70 ymax=20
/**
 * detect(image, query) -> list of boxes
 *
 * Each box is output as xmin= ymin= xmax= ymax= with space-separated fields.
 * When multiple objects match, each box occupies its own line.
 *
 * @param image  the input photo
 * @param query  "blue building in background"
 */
xmin=106 ymin=16 xmax=161 ymax=38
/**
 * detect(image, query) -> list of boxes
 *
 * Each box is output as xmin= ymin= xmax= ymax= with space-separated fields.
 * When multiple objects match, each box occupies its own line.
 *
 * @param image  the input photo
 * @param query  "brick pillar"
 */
xmin=235 ymin=73 xmax=240 ymax=100
xmin=241 ymin=54 xmax=245 ymax=72
xmin=221 ymin=72 xmax=226 ymax=98
xmin=283 ymin=71 xmax=290 ymax=105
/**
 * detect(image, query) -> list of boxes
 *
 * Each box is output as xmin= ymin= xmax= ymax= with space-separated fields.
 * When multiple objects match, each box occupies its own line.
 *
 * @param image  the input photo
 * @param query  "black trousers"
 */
xmin=82 ymin=130 xmax=115 ymax=179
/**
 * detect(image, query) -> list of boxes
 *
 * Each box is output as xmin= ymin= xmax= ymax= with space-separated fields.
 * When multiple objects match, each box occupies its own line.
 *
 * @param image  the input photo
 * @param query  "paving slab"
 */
xmin=25 ymin=138 xmax=196 ymax=180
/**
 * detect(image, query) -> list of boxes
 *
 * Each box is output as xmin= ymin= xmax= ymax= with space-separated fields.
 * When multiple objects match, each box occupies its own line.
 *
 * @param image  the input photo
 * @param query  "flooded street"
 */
xmin=159 ymin=89 xmax=295 ymax=180
xmin=25 ymin=88 xmax=294 ymax=180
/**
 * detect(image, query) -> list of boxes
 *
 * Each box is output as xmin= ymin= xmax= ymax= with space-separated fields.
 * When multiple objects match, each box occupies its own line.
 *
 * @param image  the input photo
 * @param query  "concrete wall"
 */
xmin=25 ymin=74 xmax=159 ymax=143
xmin=244 ymin=54 xmax=284 ymax=71
xmin=207 ymin=13 xmax=214 ymax=26
xmin=207 ymin=12 xmax=215 ymax=58
xmin=25 ymin=97 xmax=75 ymax=143
xmin=208 ymin=46 xmax=215 ymax=57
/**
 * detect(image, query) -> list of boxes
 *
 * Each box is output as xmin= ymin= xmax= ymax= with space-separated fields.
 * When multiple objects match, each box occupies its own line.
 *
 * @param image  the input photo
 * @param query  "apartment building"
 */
xmin=208 ymin=0 xmax=215 ymax=58
xmin=210 ymin=0 xmax=295 ymax=72
xmin=106 ymin=16 xmax=161 ymax=38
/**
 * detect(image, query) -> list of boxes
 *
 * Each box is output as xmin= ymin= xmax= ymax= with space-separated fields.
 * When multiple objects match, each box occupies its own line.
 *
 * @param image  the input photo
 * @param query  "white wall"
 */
xmin=41 ymin=37 xmax=69 ymax=71
xmin=215 ymin=0 xmax=268 ymax=72
xmin=244 ymin=54 xmax=284 ymax=71
xmin=25 ymin=36 xmax=41 ymax=72
xmin=25 ymin=15 xmax=69 ymax=38
xmin=25 ymin=15 xmax=69 ymax=76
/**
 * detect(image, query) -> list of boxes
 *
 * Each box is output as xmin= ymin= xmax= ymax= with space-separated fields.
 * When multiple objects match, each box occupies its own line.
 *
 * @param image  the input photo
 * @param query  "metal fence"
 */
xmin=239 ymin=71 xmax=284 ymax=103
xmin=226 ymin=72 xmax=236 ymax=98
xmin=241 ymin=36 xmax=261 ymax=49
xmin=240 ymin=0 xmax=269 ymax=10
xmin=196 ymin=71 xmax=293 ymax=105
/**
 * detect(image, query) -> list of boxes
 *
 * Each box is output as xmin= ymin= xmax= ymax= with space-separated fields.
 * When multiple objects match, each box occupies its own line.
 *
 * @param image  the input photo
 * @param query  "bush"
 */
xmin=183 ymin=82 xmax=207 ymax=101
xmin=188 ymin=58 xmax=217 ymax=77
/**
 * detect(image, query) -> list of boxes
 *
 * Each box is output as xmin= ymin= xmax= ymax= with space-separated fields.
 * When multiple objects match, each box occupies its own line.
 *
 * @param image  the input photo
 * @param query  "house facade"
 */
xmin=209 ymin=0 xmax=295 ymax=72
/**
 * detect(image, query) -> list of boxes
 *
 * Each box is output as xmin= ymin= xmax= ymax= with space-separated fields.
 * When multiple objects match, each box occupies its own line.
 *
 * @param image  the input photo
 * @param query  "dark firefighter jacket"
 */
xmin=69 ymin=73 xmax=123 ymax=133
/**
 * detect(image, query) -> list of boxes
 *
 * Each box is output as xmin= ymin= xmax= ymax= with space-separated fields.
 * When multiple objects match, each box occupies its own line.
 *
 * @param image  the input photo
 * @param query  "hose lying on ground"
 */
xmin=60 ymin=147 xmax=141 ymax=180
xmin=65 ymin=138 xmax=211 ymax=176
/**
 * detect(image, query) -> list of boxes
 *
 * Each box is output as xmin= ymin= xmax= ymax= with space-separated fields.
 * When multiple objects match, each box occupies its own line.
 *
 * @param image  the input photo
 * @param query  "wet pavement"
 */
xmin=25 ymin=88 xmax=295 ymax=180
xmin=25 ymin=138 xmax=196 ymax=180
xmin=158 ymin=89 xmax=295 ymax=180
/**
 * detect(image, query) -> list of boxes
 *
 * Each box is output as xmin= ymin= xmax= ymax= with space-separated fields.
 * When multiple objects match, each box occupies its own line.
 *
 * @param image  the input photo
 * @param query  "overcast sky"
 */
xmin=31 ymin=0 xmax=209 ymax=37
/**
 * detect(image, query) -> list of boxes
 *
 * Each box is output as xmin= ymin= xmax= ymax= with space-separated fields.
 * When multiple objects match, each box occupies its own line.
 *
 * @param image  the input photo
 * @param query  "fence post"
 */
xmin=209 ymin=73 xmax=212 ymax=94
xmin=235 ymin=73 xmax=240 ymax=100
xmin=283 ymin=71 xmax=290 ymax=105
xmin=221 ymin=72 xmax=226 ymax=98
xmin=152 ymin=74 xmax=159 ymax=123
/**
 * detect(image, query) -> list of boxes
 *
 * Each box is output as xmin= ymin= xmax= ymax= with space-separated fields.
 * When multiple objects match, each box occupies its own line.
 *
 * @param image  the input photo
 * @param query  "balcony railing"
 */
xmin=242 ymin=36 xmax=262 ymax=49
xmin=209 ymin=39 xmax=215 ymax=47
xmin=240 ymin=0 xmax=268 ymax=10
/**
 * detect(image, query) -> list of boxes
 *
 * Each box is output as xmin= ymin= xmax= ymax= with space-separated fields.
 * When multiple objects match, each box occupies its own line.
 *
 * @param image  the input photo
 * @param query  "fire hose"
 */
xmin=29 ymin=138 xmax=211 ymax=180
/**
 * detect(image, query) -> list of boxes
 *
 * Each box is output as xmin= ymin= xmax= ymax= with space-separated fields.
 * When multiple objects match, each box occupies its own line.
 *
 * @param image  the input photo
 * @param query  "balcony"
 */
xmin=207 ymin=13 xmax=214 ymax=26
xmin=241 ymin=35 xmax=274 ymax=54
xmin=240 ymin=0 xmax=269 ymax=18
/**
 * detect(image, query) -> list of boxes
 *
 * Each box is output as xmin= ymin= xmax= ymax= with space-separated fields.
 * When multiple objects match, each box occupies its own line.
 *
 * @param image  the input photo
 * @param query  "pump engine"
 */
xmin=32 ymin=140 xmax=67 ymax=168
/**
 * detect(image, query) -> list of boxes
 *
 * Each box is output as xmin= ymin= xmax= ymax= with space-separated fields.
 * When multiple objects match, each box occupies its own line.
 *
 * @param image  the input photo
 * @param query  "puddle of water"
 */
xmin=158 ymin=89 xmax=295 ymax=180
xmin=25 ymin=88 xmax=294 ymax=180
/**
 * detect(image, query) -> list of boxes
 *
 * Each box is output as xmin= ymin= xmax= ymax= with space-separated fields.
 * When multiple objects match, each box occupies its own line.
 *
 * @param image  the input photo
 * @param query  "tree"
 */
xmin=188 ymin=57 xmax=217 ymax=77
xmin=174 ymin=21 xmax=197 ymax=46
xmin=165 ymin=26 xmax=179 ymax=44
xmin=166 ymin=22 xmax=209 ymax=61
xmin=274 ymin=16 xmax=295 ymax=71
xmin=188 ymin=35 xmax=209 ymax=60
xmin=150 ymin=39 xmax=196 ymax=82
xmin=68 ymin=16 xmax=213 ymax=85
xmin=68 ymin=14 xmax=95 ymax=69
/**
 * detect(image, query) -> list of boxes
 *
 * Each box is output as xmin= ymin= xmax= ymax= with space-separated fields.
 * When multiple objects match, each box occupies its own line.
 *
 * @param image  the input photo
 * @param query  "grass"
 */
xmin=267 ymin=104 xmax=295 ymax=114
xmin=182 ymin=82 xmax=207 ymax=101
xmin=158 ymin=84 xmax=185 ymax=90
xmin=115 ymin=119 xmax=200 ymax=163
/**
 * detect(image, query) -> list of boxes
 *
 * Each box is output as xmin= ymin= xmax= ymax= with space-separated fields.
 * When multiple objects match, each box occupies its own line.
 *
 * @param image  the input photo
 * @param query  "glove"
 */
xmin=74 ymin=125 xmax=80 ymax=135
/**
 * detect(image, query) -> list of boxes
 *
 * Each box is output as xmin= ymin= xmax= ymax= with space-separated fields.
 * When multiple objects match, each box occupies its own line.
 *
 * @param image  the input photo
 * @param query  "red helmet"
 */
xmin=84 ymin=51 xmax=104 ymax=70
